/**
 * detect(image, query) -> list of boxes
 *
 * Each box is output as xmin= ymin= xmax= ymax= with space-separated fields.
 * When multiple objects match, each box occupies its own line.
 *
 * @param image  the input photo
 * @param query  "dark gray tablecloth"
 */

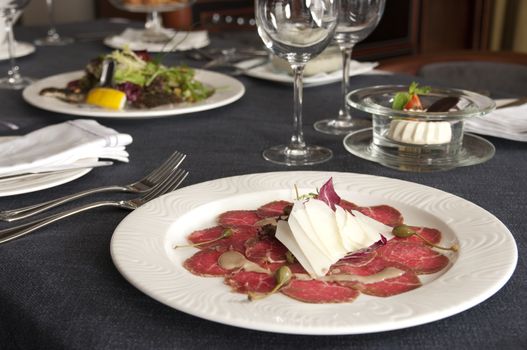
xmin=0 ymin=20 xmax=525 ymax=350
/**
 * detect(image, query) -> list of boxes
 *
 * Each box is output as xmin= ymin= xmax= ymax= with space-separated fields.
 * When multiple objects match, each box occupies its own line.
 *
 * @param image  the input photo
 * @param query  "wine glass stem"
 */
xmin=5 ymin=12 xmax=21 ymax=83
xmin=289 ymin=64 xmax=306 ymax=151
xmin=338 ymin=46 xmax=354 ymax=121
xmin=146 ymin=11 xmax=163 ymax=33
xmin=46 ymin=0 xmax=58 ymax=38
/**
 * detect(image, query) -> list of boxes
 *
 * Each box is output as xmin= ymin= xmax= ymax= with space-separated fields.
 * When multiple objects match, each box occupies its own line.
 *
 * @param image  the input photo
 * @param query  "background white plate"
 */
xmin=103 ymin=29 xmax=210 ymax=52
xmin=110 ymin=171 xmax=517 ymax=335
xmin=236 ymin=59 xmax=378 ymax=87
xmin=0 ymin=168 xmax=91 ymax=197
xmin=0 ymin=137 xmax=92 ymax=196
xmin=0 ymin=41 xmax=35 ymax=60
xmin=22 ymin=70 xmax=245 ymax=119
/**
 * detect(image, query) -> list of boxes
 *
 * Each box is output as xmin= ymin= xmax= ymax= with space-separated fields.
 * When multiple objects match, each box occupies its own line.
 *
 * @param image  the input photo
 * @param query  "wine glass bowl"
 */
xmin=256 ymin=0 xmax=338 ymax=166
xmin=314 ymin=0 xmax=385 ymax=135
xmin=0 ymin=0 xmax=33 ymax=90
xmin=109 ymin=0 xmax=196 ymax=43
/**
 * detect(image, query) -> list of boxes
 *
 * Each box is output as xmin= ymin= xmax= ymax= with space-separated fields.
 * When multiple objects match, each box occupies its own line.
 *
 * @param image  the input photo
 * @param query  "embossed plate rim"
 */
xmin=110 ymin=171 xmax=517 ymax=335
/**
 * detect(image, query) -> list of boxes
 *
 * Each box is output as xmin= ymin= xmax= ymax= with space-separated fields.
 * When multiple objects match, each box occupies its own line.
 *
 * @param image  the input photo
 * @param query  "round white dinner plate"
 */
xmin=0 ymin=168 xmax=91 ymax=197
xmin=103 ymin=29 xmax=210 ymax=52
xmin=22 ymin=70 xmax=245 ymax=119
xmin=110 ymin=171 xmax=517 ymax=335
xmin=0 ymin=136 xmax=92 ymax=197
xmin=235 ymin=59 xmax=378 ymax=87
xmin=0 ymin=41 xmax=36 ymax=60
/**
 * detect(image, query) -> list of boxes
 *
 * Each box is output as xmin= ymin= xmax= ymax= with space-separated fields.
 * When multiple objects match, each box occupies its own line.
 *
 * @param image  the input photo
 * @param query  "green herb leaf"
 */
xmin=408 ymin=81 xmax=431 ymax=95
xmin=392 ymin=92 xmax=410 ymax=110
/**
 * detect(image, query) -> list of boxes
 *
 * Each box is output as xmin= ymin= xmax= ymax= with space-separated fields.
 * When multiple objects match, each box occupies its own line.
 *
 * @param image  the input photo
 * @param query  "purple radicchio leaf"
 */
xmin=318 ymin=177 xmax=341 ymax=211
xmin=116 ymin=82 xmax=142 ymax=102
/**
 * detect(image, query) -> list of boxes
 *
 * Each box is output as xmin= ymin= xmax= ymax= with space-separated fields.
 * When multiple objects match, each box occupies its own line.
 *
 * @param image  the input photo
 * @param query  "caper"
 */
xmin=222 ymin=228 xmax=233 ymax=238
xmin=275 ymin=266 xmax=292 ymax=285
xmin=285 ymin=251 xmax=296 ymax=264
xmin=392 ymin=224 xmax=417 ymax=238
xmin=392 ymin=224 xmax=459 ymax=252
xmin=248 ymin=266 xmax=292 ymax=301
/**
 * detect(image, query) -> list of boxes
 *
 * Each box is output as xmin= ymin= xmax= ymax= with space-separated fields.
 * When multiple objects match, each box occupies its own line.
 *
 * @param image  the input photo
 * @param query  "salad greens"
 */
xmin=391 ymin=82 xmax=430 ymax=110
xmin=77 ymin=47 xmax=214 ymax=108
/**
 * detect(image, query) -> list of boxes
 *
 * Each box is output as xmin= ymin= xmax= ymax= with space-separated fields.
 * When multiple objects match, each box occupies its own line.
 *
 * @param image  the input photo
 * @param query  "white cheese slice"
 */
xmin=350 ymin=209 xmax=394 ymax=241
xmin=275 ymin=200 xmax=395 ymax=279
xmin=275 ymin=219 xmax=333 ymax=278
xmin=290 ymin=201 xmax=329 ymax=257
xmin=335 ymin=206 xmax=364 ymax=252
xmin=304 ymin=199 xmax=348 ymax=261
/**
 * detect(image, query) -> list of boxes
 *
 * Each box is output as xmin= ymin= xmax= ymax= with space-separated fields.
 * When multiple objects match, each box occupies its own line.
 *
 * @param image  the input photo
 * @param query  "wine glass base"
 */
xmin=0 ymin=76 xmax=34 ymax=90
xmin=263 ymin=145 xmax=333 ymax=166
xmin=34 ymin=36 xmax=74 ymax=46
xmin=314 ymin=118 xmax=372 ymax=135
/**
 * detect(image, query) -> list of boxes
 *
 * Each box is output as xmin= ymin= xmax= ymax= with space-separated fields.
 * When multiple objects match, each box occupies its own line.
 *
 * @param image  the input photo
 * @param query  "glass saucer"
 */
xmin=343 ymin=128 xmax=495 ymax=172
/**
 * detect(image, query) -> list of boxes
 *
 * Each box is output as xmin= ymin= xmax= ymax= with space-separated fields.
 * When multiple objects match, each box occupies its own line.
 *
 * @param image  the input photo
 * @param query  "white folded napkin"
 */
xmin=464 ymin=100 xmax=527 ymax=142
xmin=105 ymin=28 xmax=210 ymax=52
xmin=0 ymin=119 xmax=133 ymax=177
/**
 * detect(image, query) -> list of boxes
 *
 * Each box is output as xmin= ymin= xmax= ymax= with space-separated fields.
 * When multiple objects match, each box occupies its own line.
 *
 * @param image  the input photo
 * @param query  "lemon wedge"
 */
xmin=86 ymin=87 xmax=127 ymax=110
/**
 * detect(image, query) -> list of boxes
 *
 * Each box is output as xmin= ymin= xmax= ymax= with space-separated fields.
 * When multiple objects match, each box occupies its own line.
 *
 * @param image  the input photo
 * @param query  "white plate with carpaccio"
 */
xmin=110 ymin=171 xmax=517 ymax=335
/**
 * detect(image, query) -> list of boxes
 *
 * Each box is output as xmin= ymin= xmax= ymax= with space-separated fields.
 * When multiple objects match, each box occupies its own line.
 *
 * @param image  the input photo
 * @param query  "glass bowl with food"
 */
xmin=109 ymin=0 xmax=195 ymax=43
xmin=344 ymin=83 xmax=496 ymax=172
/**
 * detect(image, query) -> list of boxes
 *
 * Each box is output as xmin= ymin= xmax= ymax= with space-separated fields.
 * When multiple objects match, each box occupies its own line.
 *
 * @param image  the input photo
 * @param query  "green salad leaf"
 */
xmin=392 ymin=92 xmax=410 ymax=110
xmin=91 ymin=47 xmax=214 ymax=107
xmin=391 ymin=82 xmax=431 ymax=110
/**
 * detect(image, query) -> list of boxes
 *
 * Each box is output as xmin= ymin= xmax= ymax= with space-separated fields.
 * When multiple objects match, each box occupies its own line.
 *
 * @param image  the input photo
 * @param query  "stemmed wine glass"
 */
xmin=34 ymin=0 xmax=73 ymax=46
xmin=0 ymin=0 xmax=33 ymax=90
xmin=314 ymin=0 xmax=385 ymax=135
xmin=256 ymin=0 xmax=338 ymax=165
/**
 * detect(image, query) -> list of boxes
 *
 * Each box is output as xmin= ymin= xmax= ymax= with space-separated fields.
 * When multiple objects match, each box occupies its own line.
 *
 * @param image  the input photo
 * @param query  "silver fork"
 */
xmin=0 ymin=151 xmax=186 ymax=222
xmin=0 ymin=169 xmax=189 ymax=245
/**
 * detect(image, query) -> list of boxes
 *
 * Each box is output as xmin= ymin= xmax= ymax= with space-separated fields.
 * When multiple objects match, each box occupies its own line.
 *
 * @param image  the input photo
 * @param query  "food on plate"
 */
xmin=39 ymin=48 xmax=214 ymax=109
xmin=388 ymin=82 xmax=460 ymax=145
xmin=387 ymin=119 xmax=452 ymax=145
xmin=178 ymin=179 xmax=456 ymax=304
xmin=391 ymin=82 xmax=431 ymax=111
xmin=85 ymin=87 xmax=127 ymax=110
xmin=427 ymin=96 xmax=461 ymax=112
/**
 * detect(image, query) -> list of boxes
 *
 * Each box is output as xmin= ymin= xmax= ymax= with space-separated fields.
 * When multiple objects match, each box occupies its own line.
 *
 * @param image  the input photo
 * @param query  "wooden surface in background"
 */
xmin=96 ymin=0 xmax=494 ymax=59
xmin=419 ymin=0 xmax=492 ymax=53
xmin=378 ymin=50 xmax=527 ymax=75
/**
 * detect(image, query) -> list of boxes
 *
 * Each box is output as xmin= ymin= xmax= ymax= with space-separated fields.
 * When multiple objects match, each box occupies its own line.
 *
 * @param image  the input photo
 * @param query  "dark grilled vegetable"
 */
xmin=427 ymin=97 xmax=460 ymax=112
xmin=39 ymin=88 xmax=86 ymax=103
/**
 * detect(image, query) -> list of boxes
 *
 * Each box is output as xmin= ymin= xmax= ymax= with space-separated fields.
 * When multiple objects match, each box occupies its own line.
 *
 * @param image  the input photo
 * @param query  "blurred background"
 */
xmin=22 ymin=0 xmax=527 ymax=59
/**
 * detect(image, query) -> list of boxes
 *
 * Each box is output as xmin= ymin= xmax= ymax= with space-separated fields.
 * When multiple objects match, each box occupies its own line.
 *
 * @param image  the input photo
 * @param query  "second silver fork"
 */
xmin=0 ymin=169 xmax=189 ymax=245
xmin=0 ymin=150 xmax=186 ymax=222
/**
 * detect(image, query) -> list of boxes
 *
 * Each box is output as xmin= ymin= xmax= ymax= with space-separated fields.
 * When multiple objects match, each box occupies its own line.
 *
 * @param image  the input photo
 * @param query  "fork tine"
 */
xmin=142 ymin=169 xmax=188 ymax=202
xmin=156 ymin=170 xmax=188 ymax=197
xmin=142 ymin=151 xmax=186 ymax=184
xmin=145 ymin=170 xmax=188 ymax=202
xmin=145 ymin=151 xmax=185 ymax=183
xmin=148 ymin=152 xmax=186 ymax=184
